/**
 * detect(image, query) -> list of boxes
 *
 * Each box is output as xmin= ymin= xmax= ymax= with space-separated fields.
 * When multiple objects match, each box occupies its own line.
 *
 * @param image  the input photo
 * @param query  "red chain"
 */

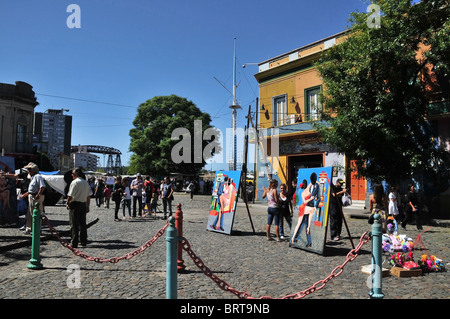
xmin=180 ymin=232 xmax=371 ymax=299
xmin=43 ymin=214 xmax=372 ymax=298
xmin=42 ymin=216 xmax=169 ymax=263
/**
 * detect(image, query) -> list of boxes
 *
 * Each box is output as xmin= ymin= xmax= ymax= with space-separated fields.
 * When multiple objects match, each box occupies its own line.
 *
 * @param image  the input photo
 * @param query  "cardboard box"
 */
xmin=361 ymin=264 xmax=390 ymax=277
xmin=390 ymin=266 xmax=422 ymax=277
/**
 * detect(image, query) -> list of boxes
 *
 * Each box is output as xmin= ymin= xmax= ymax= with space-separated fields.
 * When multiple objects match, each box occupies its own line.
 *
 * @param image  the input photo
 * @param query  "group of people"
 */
xmin=263 ymin=173 xmax=425 ymax=246
xmin=262 ymin=179 xmax=294 ymax=242
xmin=12 ymin=163 xmax=176 ymax=248
xmin=262 ymin=177 xmax=348 ymax=244
xmin=110 ymin=174 xmax=174 ymax=222
xmin=6 ymin=163 xmax=90 ymax=248
xmin=369 ymin=183 xmax=423 ymax=233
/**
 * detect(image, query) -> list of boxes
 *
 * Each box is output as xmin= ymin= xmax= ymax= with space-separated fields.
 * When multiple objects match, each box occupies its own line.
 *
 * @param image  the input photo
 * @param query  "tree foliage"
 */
xmin=128 ymin=95 xmax=221 ymax=176
xmin=315 ymin=0 xmax=450 ymax=185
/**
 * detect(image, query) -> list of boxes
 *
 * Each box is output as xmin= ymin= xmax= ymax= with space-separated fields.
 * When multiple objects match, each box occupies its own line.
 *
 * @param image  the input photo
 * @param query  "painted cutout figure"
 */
xmin=207 ymin=171 xmax=241 ymax=235
xmin=290 ymin=167 xmax=332 ymax=255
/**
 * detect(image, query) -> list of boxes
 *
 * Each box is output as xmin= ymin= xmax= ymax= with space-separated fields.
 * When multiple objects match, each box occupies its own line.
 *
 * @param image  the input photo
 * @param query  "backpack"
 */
xmin=342 ymin=193 xmax=352 ymax=207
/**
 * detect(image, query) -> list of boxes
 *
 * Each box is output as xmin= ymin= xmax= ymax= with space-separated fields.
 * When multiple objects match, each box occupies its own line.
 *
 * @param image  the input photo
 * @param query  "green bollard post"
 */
xmin=369 ymin=213 xmax=384 ymax=299
xmin=166 ymin=216 xmax=177 ymax=299
xmin=27 ymin=203 xmax=43 ymax=270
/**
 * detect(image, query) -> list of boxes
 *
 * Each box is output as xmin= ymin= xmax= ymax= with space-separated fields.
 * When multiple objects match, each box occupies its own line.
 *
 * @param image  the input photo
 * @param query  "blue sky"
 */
xmin=0 ymin=0 xmax=368 ymax=171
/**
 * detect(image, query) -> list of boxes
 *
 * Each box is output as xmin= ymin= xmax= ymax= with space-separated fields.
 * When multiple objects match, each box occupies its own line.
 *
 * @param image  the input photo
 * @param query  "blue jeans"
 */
xmin=267 ymin=207 xmax=279 ymax=226
xmin=278 ymin=208 xmax=292 ymax=237
xmin=122 ymin=199 xmax=131 ymax=217
xmin=294 ymin=214 xmax=312 ymax=245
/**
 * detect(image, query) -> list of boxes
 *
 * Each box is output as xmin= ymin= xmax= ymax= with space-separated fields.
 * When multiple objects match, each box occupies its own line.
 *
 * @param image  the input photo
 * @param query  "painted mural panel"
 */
xmin=290 ymin=167 xmax=332 ymax=254
xmin=207 ymin=171 xmax=241 ymax=235
xmin=0 ymin=156 xmax=17 ymax=224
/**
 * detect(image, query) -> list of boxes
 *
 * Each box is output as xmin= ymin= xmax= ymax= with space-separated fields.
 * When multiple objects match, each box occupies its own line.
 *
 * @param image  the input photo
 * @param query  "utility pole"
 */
xmin=229 ymin=38 xmax=241 ymax=171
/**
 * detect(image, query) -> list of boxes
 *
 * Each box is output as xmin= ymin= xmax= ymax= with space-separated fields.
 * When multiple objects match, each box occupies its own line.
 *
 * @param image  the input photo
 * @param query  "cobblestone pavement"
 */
xmin=0 ymin=193 xmax=449 ymax=302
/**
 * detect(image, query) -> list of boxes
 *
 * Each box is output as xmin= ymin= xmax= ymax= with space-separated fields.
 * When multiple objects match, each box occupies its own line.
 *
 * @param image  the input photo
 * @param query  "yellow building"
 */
xmin=253 ymin=31 xmax=364 ymax=200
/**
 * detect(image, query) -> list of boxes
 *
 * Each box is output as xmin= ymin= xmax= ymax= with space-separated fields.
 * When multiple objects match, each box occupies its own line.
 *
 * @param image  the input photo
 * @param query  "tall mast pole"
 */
xmin=230 ymin=37 xmax=241 ymax=170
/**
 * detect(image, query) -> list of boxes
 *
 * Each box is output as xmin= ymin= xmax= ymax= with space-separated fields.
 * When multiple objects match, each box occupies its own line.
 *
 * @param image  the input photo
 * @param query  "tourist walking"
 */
xmin=401 ymin=184 xmax=422 ymax=231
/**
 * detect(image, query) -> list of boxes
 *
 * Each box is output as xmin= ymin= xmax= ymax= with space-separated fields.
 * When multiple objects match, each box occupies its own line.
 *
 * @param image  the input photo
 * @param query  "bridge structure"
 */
xmin=71 ymin=145 xmax=122 ymax=175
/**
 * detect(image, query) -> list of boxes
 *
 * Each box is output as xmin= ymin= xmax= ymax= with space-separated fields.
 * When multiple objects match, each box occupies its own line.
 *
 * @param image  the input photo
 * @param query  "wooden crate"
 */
xmin=390 ymin=267 xmax=422 ymax=277
xmin=361 ymin=264 xmax=390 ymax=277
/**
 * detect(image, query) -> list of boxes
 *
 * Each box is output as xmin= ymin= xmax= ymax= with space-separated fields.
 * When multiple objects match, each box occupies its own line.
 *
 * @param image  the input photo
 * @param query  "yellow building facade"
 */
xmin=253 ymin=31 xmax=355 ymax=199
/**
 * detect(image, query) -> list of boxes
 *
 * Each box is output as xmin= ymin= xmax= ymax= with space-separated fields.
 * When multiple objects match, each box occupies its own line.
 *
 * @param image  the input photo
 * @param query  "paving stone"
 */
xmin=0 ymin=193 xmax=449 ymax=301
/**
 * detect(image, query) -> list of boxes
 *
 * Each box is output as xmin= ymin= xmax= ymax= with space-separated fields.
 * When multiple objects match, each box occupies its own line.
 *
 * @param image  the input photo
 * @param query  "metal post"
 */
xmin=175 ymin=204 xmax=186 ymax=273
xmin=27 ymin=203 xmax=43 ymax=270
xmin=369 ymin=213 xmax=384 ymax=299
xmin=166 ymin=216 xmax=177 ymax=299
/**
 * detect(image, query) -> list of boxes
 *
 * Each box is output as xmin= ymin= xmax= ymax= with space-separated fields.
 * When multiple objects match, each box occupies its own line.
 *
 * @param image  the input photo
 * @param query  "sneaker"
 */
xmin=333 ymin=236 xmax=341 ymax=241
xmin=276 ymin=237 xmax=282 ymax=242
xmin=280 ymin=235 xmax=285 ymax=240
xmin=19 ymin=225 xmax=26 ymax=231
xmin=23 ymin=229 xmax=32 ymax=235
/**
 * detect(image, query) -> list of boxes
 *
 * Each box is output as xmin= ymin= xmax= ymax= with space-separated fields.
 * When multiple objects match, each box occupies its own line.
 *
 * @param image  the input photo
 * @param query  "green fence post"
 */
xmin=369 ymin=213 xmax=384 ymax=299
xmin=27 ymin=203 xmax=43 ymax=270
xmin=166 ymin=216 xmax=177 ymax=299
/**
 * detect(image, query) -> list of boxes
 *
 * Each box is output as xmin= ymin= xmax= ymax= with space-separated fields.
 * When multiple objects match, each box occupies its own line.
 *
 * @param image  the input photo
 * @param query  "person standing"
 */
xmin=188 ymin=181 xmax=195 ymax=200
xmin=329 ymin=178 xmax=347 ymax=241
xmin=130 ymin=173 xmax=144 ymax=217
xmin=262 ymin=179 xmax=281 ymax=242
xmin=388 ymin=186 xmax=400 ymax=233
xmin=369 ymin=183 xmax=388 ymax=232
xmin=94 ymin=178 xmax=105 ymax=207
xmin=112 ymin=176 xmax=123 ymax=221
xmin=20 ymin=162 xmax=46 ymax=235
xmin=66 ymin=167 xmax=91 ymax=248
xmin=401 ymin=184 xmax=422 ymax=231
xmin=103 ymin=185 xmax=111 ymax=208
xmin=143 ymin=176 xmax=154 ymax=217
xmin=162 ymin=177 xmax=174 ymax=219
xmin=278 ymin=183 xmax=292 ymax=240
xmin=122 ymin=178 xmax=131 ymax=219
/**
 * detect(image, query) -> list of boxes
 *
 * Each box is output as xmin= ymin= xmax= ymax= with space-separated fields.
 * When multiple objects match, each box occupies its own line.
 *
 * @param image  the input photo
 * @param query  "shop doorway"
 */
xmin=288 ymin=154 xmax=324 ymax=187
xmin=349 ymin=160 xmax=366 ymax=201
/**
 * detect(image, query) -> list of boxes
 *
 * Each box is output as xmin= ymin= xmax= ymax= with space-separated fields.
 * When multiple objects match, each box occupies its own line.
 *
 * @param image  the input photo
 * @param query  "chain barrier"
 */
xmin=42 ymin=216 xmax=169 ymax=263
xmin=180 ymin=231 xmax=372 ymax=299
xmin=41 ymin=211 xmax=372 ymax=298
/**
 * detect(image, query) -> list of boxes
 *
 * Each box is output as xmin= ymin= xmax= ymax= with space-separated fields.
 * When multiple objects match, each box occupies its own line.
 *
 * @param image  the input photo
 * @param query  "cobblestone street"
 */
xmin=1 ymin=194 xmax=449 ymax=306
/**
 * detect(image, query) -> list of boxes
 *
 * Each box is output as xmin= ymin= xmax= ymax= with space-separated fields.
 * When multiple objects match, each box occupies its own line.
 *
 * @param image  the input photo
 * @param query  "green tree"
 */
xmin=315 ymin=0 xmax=450 ymax=185
xmin=128 ymin=95 xmax=221 ymax=176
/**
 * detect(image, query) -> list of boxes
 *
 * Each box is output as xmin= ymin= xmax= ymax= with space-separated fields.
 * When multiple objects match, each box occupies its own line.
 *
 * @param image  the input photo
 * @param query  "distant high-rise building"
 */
xmin=72 ymin=148 xmax=98 ymax=172
xmin=34 ymin=109 xmax=72 ymax=171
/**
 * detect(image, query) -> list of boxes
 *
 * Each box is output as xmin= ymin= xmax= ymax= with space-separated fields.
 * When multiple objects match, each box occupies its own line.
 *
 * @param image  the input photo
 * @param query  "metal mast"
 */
xmin=229 ymin=38 xmax=241 ymax=170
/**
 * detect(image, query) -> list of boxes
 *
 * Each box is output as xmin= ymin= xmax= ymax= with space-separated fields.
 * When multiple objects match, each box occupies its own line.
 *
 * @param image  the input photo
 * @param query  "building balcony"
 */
xmin=259 ymin=114 xmax=330 ymax=138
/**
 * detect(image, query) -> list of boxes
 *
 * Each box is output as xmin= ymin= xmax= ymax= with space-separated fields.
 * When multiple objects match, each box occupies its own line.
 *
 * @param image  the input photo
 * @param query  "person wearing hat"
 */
xmin=20 ymin=162 xmax=46 ymax=235
xmin=329 ymin=178 xmax=348 ymax=241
